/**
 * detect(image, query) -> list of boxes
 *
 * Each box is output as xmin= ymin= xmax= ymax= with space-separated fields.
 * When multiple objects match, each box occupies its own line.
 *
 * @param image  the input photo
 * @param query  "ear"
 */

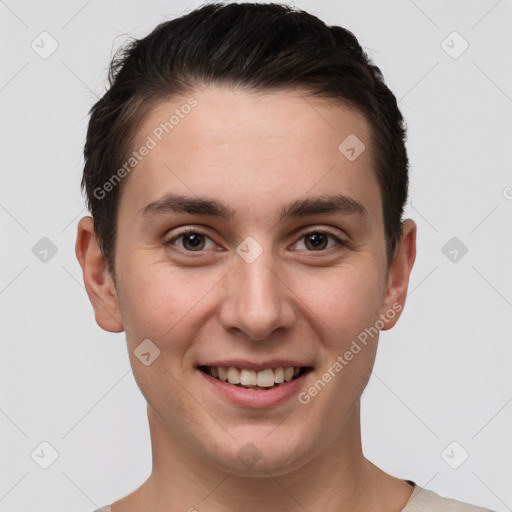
xmin=75 ymin=216 xmax=124 ymax=332
xmin=379 ymin=219 xmax=417 ymax=330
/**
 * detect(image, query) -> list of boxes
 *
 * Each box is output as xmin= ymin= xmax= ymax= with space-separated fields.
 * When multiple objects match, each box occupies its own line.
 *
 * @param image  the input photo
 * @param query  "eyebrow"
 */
xmin=139 ymin=193 xmax=368 ymax=222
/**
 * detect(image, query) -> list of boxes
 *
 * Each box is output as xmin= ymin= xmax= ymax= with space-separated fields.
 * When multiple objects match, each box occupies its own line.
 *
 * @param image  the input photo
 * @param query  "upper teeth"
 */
xmin=210 ymin=366 xmax=301 ymax=387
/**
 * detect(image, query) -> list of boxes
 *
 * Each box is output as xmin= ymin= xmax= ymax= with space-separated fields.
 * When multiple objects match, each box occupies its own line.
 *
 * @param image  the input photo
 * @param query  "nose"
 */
xmin=218 ymin=246 xmax=296 ymax=341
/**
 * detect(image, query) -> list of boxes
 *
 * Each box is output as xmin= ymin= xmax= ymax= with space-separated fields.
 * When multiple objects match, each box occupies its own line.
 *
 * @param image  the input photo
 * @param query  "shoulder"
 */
xmin=403 ymin=485 xmax=495 ymax=512
xmin=90 ymin=487 xmax=495 ymax=512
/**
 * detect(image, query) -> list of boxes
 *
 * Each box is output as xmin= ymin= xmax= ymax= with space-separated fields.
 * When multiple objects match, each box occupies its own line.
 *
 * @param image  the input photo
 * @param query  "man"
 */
xmin=76 ymin=3 xmax=494 ymax=511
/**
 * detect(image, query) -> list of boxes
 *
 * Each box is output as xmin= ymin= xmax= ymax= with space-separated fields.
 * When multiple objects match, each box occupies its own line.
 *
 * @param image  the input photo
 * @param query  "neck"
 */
xmin=114 ymin=402 xmax=413 ymax=512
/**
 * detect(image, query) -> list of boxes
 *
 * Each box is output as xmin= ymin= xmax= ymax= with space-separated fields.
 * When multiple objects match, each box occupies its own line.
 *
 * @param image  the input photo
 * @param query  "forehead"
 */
xmin=121 ymin=87 xmax=381 ymax=225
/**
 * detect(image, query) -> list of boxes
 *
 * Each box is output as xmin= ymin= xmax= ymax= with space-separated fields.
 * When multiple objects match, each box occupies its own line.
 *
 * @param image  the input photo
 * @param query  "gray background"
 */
xmin=1 ymin=1 xmax=511 ymax=511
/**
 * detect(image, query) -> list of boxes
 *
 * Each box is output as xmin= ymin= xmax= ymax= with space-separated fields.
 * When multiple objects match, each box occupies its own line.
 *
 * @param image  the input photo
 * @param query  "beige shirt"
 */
xmin=92 ymin=483 xmax=495 ymax=511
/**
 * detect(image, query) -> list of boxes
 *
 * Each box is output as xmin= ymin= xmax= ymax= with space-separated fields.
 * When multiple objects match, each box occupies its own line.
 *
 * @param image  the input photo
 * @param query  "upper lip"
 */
xmin=197 ymin=360 xmax=313 ymax=371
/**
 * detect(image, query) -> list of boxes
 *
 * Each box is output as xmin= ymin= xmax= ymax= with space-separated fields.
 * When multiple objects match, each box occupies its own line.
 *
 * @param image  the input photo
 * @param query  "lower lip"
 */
xmin=197 ymin=369 xmax=310 ymax=408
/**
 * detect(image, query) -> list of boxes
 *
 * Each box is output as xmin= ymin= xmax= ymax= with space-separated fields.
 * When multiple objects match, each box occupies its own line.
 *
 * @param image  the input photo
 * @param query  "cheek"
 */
xmin=292 ymin=264 xmax=383 ymax=401
xmin=115 ymin=262 xmax=210 ymax=411
xmin=293 ymin=263 xmax=384 ymax=343
xmin=117 ymin=258 xmax=222 ymax=348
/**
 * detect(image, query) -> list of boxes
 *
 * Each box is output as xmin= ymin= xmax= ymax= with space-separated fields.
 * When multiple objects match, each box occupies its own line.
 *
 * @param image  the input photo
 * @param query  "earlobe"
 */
xmin=380 ymin=219 xmax=417 ymax=331
xmin=75 ymin=216 xmax=124 ymax=333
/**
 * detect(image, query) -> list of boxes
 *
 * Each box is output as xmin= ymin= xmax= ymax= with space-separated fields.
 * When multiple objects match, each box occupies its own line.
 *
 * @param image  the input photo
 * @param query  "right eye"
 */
xmin=164 ymin=229 xmax=217 ymax=252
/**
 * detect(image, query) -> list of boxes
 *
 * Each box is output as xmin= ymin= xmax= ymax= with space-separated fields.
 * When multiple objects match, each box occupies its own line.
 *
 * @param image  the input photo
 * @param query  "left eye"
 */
xmin=165 ymin=230 xmax=344 ymax=253
xmin=292 ymin=231 xmax=344 ymax=251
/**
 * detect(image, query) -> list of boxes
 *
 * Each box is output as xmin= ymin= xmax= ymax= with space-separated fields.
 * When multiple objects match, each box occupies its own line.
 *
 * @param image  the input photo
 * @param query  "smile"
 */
xmin=198 ymin=365 xmax=312 ymax=390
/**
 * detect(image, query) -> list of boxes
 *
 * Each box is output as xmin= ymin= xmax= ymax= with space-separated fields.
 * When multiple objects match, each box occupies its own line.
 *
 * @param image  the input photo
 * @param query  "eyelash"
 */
xmin=164 ymin=228 xmax=347 ymax=254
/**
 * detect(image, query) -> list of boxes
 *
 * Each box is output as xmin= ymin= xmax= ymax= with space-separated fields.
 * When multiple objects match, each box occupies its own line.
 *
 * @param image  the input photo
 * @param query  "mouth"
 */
xmin=198 ymin=365 xmax=313 ymax=391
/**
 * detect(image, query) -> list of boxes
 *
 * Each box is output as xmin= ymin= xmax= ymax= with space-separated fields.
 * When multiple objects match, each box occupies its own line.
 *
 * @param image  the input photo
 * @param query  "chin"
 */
xmin=204 ymin=426 xmax=315 ymax=477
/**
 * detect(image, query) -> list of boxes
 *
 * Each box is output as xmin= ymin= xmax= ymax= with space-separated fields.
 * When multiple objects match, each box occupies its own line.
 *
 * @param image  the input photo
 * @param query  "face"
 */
xmin=78 ymin=86 xmax=415 ymax=476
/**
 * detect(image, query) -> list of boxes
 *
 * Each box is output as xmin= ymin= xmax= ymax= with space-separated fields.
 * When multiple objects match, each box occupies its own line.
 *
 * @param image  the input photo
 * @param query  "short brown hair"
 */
xmin=82 ymin=2 xmax=409 ymax=277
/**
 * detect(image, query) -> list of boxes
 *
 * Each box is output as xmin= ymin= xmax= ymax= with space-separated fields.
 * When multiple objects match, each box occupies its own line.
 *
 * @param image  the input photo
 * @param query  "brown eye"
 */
xmin=165 ymin=230 xmax=215 ymax=252
xmin=304 ymin=232 xmax=328 ymax=250
xmin=294 ymin=231 xmax=345 ymax=252
xmin=181 ymin=232 xmax=205 ymax=251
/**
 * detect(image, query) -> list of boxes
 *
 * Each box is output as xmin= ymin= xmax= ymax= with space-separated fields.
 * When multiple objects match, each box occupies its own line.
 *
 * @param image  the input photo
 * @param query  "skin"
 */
xmin=76 ymin=86 xmax=417 ymax=512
